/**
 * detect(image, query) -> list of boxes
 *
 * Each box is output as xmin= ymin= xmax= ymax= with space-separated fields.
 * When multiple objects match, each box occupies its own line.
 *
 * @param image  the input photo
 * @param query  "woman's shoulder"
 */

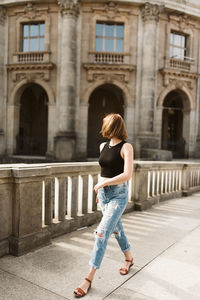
xmin=122 ymin=142 xmax=134 ymax=152
xmin=99 ymin=142 xmax=107 ymax=152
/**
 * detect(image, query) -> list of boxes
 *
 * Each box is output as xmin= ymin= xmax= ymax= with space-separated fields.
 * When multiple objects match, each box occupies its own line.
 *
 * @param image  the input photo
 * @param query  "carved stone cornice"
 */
xmin=141 ymin=3 xmax=163 ymax=22
xmin=160 ymin=68 xmax=199 ymax=89
xmin=83 ymin=63 xmax=135 ymax=83
xmin=58 ymin=0 xmax=80 ymax=17
xmin=0 ymin=6 xmax=6 ymax=25
xmin=6 ymin=63 xmax=54 ymax=72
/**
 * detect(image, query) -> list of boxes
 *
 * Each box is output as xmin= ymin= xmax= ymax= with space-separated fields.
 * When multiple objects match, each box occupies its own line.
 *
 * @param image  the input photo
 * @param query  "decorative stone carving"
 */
xmin=104 ymin=2 xmax=119 ymax=19
xmin=23 ymin=3 xmax=37 ymax=19
xmin=161 ymin=68 xmax=197 ymax=90
xmin=141 ymin=2 xmax=163 ymax=22
xmin=58 ymin=0 xmax=80 ymax=17
xmin=12 ymin=72 xmax=50 ymax=83
xmin=7 ymin=63 xmax=54 ymax=82
xmin=83 ymin=63 xmax=135 ymax=83
xmin=93 ymin=73 xmax=125 ymax=83
xmin=0 ymin=6 xmax=6 ymax=25
xmin=179 ymin=14 xmax=190 ymax=31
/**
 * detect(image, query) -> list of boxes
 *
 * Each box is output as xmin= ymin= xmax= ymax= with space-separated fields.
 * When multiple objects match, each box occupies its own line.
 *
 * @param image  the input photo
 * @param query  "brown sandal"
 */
xmin=73 ymin=278 xmax=92 ymax=298
xmin=120 ymin=258 xmax=134 ymax=275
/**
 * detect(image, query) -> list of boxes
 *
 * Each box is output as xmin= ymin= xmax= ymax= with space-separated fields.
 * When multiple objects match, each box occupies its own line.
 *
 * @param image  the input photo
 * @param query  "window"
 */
xmin=169 ymin=31 xmax=188 ymax=60
xmin=22 ymin=23 xmax=45 ymax=52
xmin=96 ymin=22 xmax=124 ymax=53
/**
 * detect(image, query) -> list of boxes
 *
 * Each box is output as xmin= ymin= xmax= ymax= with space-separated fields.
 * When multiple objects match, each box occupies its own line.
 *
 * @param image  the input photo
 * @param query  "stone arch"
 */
xmin=87 ymin=82 xmax=126 ymax=157
xmin=157 ymin=83 xmax=194 ymax=110
xmin=82 ymin=79 xmax=131 ymax=106
xmin=9 ymin=78 xmax=55 ymax=105
xmin=159 ymin=86 xmax=193 ymax=158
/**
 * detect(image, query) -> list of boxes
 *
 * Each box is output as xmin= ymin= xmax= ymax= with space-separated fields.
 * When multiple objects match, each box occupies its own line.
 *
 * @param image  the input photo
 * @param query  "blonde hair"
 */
xmin=100 ymin=113 xmax=128 ymax=140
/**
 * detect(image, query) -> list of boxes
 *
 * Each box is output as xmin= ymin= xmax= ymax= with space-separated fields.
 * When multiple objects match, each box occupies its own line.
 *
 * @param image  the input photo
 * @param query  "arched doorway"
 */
xmin=16 ymin=83 xmax=48 ymax=156
xmin=87 ymin=84 xmax=124 ymax=158
xmin=161 ymin=90 xmax=189 ymax=158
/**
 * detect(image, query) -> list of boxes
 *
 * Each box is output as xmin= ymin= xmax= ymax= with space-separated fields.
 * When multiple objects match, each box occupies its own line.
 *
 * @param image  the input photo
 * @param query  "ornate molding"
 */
xmin=160 ymin=68 xmax=199 ymax=90
xmin=24 ymin=3 xmax=37 ymax=20
xmin=83 ymin=63 xmax=135 ymax=83
xmin=12 ymin=72 xmax=51 ymax=83
xmin=7 ymin=63 xmax=54 ymax=71
xmin=0 ymin=6 xmax=6 ymax=25
xmin=58 ymin=0 xmax=80 ymax=17
xmin=168 ymin=13 xmax=195 ymax=31
xmin=87 ymin=1 xmax=136 ymax=17
xmin=141 ymin=3 xmax=163 ymax=22
xmin=7 ymin=63 xmax=54 ymax=82
xmin=14 ymin=3 xmax=49 ymax=19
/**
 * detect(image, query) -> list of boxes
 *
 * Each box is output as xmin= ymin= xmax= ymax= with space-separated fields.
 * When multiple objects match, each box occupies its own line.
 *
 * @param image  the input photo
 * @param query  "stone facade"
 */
xmin=0 ymin=0 xmax=200 ymax=161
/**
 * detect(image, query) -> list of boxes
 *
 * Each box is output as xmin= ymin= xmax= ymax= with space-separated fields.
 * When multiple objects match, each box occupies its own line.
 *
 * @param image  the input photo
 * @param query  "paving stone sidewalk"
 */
xmin=0 ymin=194 xmax=200 ymax=300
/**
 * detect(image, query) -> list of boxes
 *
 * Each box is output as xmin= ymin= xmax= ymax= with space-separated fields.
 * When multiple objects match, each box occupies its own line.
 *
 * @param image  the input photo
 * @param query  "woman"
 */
xmin=74 ymin=113 xmax=134 ymax=298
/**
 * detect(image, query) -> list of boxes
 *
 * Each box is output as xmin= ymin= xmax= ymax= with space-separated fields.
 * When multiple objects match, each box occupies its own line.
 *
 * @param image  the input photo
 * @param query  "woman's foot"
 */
xmin=120 ymin=258 xmax=134 ymax=275
xmin=73 ymin=278 xmax=92 ymax=298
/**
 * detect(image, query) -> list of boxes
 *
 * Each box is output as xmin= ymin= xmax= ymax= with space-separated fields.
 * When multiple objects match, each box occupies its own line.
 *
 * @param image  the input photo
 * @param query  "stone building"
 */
xmin=0 ymin=0 xmax=200 ymax=161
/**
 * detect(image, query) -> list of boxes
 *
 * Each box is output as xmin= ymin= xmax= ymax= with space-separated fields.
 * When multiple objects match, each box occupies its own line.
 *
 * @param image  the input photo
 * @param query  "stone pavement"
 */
xmin=0 ymin=194 xmax=200 ymax=300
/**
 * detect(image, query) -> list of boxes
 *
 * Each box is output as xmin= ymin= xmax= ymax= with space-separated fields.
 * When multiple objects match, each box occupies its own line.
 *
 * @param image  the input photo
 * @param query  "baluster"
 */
xmin=44 ymin=178 xmax=54 ymax=225
xmin=152 ymin=171 xmax=155 ymax=197
xmin=179 ymin=170 xmax=182 ymax=190
xmin=82 ymin=175 xmax=89 ymax=214
xmin=165 ymin=171 xmax=168 ymax=194
xmin=58 ymin=177 xmax=67 ymax=221
xmin=161 ymin=171 xmax=164 ymax=194
xmin=156 ymin=170 xmax=160 ymax=196
xmin=171 ymin=170 xmax=174 ymax=192
xmin=54 ymin=177 xmax=59 ymax=222
xmin=168 ymin=170 xmax=172 ymax=193
xmin=147 ymin=171 xmax=151 ymax=198
xmin=71 ymin=176 xmax=78 ymax=218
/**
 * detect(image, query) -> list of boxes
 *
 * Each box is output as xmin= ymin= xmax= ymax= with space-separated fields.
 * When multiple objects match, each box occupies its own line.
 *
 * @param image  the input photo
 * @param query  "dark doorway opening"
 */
xmin=162 ymin=90 xmax=185 ymax=158
xmin=87 ymin=84 xmax=124 ymax=158
xmin=16 ymin=83 xmax=48 ymax=156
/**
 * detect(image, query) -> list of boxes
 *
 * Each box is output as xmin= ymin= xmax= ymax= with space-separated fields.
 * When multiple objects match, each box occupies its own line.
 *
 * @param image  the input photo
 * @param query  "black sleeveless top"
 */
xmin=98 ymin=141 xmax=126 ymax=178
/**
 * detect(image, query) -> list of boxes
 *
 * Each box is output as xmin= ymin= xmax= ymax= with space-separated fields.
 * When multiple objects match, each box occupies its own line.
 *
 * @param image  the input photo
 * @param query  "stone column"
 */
xmin=195 ymin=40 xmax=200 ymax=157
xmin=0 ymin=6 xmax=6 ymax=155
xmin=138 ymin=3 xmax=161 ymax=149
xmin=55 ymin=0 xmax=80 ymax=161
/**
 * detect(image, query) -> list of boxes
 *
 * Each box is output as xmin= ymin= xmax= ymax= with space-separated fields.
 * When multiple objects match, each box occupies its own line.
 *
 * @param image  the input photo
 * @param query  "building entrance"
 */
xmin=16 ymin=83 xmax=48 ymax=156
xmin=162 ymin=90 xmax=186 ymax=158
xmin=87 ymin=84 xmax=124 ymax=158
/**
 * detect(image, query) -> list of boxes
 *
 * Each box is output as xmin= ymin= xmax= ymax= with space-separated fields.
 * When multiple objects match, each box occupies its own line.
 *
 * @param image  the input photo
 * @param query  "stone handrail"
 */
xmin=1 ymin=161 xmax=200 ymax=258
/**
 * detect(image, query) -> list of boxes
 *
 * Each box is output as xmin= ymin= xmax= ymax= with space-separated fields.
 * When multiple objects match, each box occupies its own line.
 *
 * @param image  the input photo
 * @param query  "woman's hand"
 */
xmin=94 ymin=182 xmax=105 ymax=194
xmin=96 ymin=197 xmax=99 ymax=203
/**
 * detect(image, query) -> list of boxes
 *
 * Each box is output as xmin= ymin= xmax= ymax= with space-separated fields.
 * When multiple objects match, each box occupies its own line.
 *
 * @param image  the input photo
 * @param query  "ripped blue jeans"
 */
xmin=89 ymin=182 xmax=130 ymax=269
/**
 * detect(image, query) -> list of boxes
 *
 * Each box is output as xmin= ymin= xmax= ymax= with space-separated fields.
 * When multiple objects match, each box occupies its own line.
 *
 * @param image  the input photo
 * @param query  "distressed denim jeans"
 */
xmin=89 ymin=182 xmax=131 ymax=269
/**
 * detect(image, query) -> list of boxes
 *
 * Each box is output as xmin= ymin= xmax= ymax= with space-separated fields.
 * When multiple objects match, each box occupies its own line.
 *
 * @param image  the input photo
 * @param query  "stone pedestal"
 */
xmin=56 ymin=0 xmax=80 ymax=160
xmin=54 ymin=131 xmax=76 ymax=161
xmin=10 ymin=167 xmax=51 ymax=256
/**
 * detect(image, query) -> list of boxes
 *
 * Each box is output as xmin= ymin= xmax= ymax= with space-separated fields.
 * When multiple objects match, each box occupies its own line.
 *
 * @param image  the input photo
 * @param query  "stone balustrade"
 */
xmin=169 ymin=58 xmax=192 ymax=71
xmin=13 ymin=51 xmax=51 ymax=63
xmin=1 ymin=161 xmax=200 ymax=258
xmin=89 ymin=52 xmax=130 ymax=64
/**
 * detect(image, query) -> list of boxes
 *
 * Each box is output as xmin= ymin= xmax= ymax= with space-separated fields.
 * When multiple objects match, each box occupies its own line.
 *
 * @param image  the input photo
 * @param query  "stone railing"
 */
xmin=169 ymin=58 xmax=192 ymax=71
xmin=89 ymin=52 xmax=130 ymax=64
xmin=1 ymin=161 xmax=200 ymax=258
xmin=13 ymin=51 xmax=50 ymax=63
